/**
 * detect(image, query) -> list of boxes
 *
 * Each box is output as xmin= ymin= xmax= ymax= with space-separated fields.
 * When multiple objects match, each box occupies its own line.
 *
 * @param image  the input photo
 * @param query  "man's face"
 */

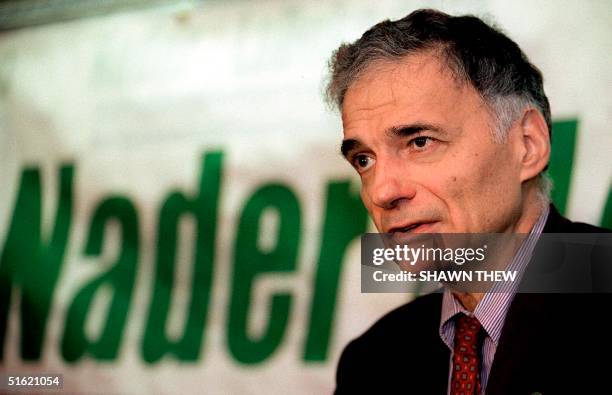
xmin=341 ymin=52 xmax=526 ymax=236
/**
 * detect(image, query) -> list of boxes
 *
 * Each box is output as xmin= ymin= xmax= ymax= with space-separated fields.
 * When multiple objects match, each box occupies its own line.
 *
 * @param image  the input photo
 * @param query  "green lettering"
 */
xmin=0 ymin=165 xmax=73 ymax=360
xmin=549 ymin=119 xmax=578 ymax=214
xmin=228 ymin=184 xmax=301 ymax=364
xmin=61 ymin=197 xmax=139 ymax=361
xmin=142 ymin=151 xmax=223 ymax=363
xmin=601 ymin=185 xmax=612 ymax=229
xmin=303 ymin=180 xmax=368 ymax=361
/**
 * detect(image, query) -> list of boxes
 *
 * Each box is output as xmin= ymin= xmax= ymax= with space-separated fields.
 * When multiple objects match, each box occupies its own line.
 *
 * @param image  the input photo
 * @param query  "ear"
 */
xmin=517 ymin=108 xmax=551 ymax=182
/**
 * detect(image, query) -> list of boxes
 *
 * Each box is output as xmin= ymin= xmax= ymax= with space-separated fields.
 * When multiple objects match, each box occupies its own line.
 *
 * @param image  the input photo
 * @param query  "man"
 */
xmin=327 ymin=9 xmax=611 ymax=395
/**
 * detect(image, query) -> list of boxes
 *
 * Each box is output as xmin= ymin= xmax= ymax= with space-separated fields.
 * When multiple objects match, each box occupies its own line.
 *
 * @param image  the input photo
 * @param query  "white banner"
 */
xmin=0 ymin=1 xmax=610 ymax=393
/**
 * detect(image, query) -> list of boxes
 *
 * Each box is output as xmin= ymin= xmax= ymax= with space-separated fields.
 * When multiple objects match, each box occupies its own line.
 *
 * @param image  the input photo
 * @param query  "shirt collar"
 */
xmin=439 ymin=206 xmax=549 ymax=345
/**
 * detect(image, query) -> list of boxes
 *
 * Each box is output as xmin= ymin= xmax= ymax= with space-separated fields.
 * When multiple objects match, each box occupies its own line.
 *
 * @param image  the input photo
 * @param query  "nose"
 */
xmin=366 ymin=156 xmax=416 ymax=210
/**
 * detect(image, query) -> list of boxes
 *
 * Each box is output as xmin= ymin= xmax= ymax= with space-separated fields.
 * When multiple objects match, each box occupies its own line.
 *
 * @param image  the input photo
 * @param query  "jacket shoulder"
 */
xmin=335 ymin=292 xmax=448 ymax=394
xmin=358 ymin=292 xmax=442 ymax=340
xmin=544 ymin=204 xmax=611 ymax=233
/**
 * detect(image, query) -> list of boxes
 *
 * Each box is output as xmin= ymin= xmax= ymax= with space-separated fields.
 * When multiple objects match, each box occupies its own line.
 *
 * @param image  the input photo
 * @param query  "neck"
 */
xmin=455 ymin=191 xmax=546 ymax=312
xmin=453 ymin=292 xmax=484 ymax=312
xmin=511 ymin=185 xmax=547 ymax=233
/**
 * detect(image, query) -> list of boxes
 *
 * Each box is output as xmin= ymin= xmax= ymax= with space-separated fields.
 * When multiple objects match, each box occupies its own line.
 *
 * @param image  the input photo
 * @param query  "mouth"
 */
xmin=387 ymin=221 xmax=437 ymax=234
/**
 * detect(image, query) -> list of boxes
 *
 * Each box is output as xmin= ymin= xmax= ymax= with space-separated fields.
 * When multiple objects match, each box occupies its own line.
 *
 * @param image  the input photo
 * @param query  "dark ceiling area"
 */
xmin=0 ymin=0 xmax=190 ymax=31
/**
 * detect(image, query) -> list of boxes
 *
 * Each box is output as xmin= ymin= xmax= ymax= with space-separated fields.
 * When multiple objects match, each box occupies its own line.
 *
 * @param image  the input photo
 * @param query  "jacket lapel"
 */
xmin=485 ymin=205 xmax=568 ymax=394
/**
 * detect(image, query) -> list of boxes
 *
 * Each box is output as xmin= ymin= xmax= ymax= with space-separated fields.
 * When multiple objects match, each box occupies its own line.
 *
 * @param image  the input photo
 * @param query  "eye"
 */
xmin=409 ymin=136 xmax=435 ymax=150
xmin=352 ymin=154 xmax=375 ymax=173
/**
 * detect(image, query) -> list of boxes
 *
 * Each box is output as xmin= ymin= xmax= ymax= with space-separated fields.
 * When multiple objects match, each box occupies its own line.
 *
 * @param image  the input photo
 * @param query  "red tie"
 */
xmin=450 ymin=314 xmax=483 ymax=395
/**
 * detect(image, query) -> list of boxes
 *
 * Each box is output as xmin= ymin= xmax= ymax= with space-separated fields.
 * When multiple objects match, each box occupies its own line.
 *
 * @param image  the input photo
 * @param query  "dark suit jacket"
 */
xmin=335 ymin=206 xmax=612 ymax=394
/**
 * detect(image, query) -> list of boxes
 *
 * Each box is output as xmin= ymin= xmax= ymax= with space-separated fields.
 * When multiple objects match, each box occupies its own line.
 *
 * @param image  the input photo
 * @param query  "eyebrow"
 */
xmin=387 ymin=123 xmax=447 ymax=139
xmin=340 ymin=122 xmax=447 ymax=159
xmin=340 ymin=138 xmax=362 ymax=159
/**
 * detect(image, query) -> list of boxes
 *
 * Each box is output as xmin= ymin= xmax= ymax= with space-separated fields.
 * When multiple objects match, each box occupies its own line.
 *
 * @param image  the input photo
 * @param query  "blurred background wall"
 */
xmin=0 ymin=0 xmax=610 ymax=393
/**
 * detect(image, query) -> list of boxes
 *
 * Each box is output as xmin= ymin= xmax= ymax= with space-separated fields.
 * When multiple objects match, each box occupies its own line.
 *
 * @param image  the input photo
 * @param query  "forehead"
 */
xmin=341 ymin=52 xmax=485 ymax=134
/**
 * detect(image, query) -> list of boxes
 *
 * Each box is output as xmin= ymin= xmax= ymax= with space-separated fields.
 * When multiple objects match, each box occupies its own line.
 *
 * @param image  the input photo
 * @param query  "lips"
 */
xmin=390 ymin=223 xmax=422 ymax=233
xmin=386 ymin=221 xmax=439 ymax=246
xmin=387 ymin=221 xmax=437 ymax=234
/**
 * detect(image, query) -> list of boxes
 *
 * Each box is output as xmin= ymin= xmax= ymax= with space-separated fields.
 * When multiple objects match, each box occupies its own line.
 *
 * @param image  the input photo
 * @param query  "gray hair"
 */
xmin=326 ymin=9 xmax=552 ymax=202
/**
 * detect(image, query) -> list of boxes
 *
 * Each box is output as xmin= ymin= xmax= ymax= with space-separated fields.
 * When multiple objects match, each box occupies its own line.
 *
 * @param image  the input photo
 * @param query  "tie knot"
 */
xmin=455 ymin=314 xmax=482 ymax=332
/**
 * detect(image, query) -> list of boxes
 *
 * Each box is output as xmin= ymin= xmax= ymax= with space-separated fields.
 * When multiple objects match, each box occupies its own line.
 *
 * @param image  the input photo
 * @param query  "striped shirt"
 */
xmin=439 ymin=206 xmax=549 ymax=395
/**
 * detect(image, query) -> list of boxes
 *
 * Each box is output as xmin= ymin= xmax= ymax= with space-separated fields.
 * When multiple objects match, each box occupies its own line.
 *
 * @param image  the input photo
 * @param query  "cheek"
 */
xmin=460 ymin=152 xmax=522 ymax=220
xmin=360 ymin=184 xmax=371 ymax=211
xmin=360 ymin=184 xmax=379 ymax=225
xmin=441 ymin=152 xmax=509 ymax=210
